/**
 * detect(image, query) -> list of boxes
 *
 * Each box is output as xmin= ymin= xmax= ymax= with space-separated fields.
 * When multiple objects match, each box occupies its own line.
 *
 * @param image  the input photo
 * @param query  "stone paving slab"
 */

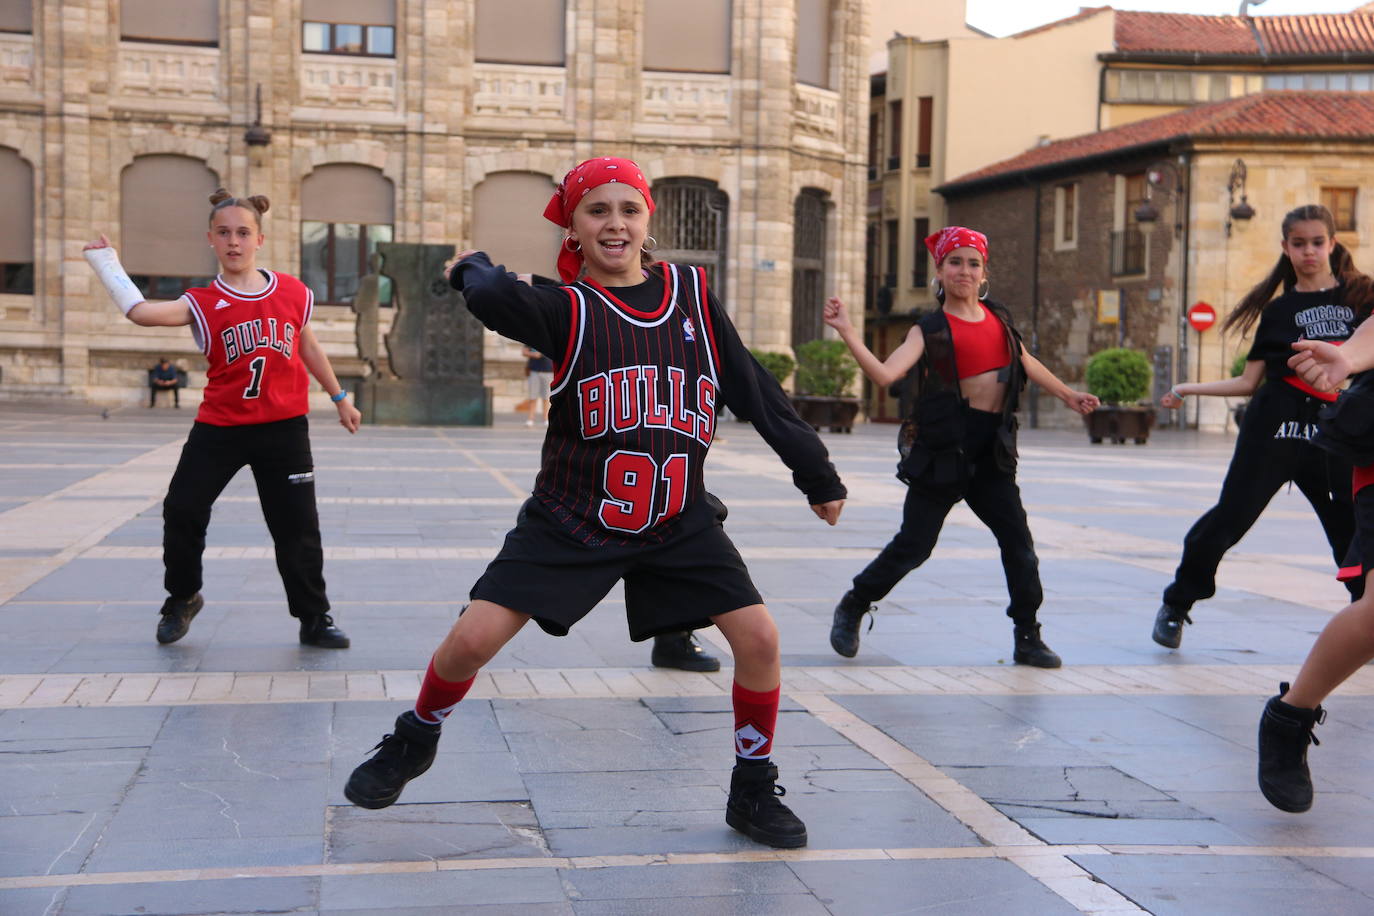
xmin=3 ymin=404 xmax=1374 ymax=913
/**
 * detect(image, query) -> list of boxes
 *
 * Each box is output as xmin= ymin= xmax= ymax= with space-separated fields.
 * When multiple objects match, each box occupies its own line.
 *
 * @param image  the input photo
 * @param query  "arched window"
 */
xmin=644 ymin=0 xmax=730 ymax=73
xmin=471 ymin=171 xmax=561 ymax=278
xmin=120 ymin=154 xmax=220 ymax=299
xmin=795 ymin=0 xmax=832 ymax=89
xmin=476 ymin=0 xmax=564 ymax=66
xmin=301 ymin=164 xmax=395 ymax=305
xmin=791 ymin=189 xmax=828 ymax=347
xmin=0 ymin=148 xmax=33 ymax=294
xmin=652 ymin=178 xmax=728 ymax=293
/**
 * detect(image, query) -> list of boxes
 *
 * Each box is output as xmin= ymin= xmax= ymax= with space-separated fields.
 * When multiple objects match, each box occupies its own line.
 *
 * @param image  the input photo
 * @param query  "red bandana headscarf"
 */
xmin=543 ymin=157 xmax=655 ymax=282
xmin=924 ymin=226 xmax=989 ymax=265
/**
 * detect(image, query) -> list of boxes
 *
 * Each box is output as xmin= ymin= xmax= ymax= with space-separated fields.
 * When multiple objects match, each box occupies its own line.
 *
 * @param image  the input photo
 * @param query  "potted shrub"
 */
xmin=749 ymin=348 xmax=796 ymax=389
xmin=1230 ymin=351 xmax=1250 ymax=428
xmin=1084 ymin=347 xmax=1155 ymax=444
xmin=790 ymin=339 xmax=861 ymax=433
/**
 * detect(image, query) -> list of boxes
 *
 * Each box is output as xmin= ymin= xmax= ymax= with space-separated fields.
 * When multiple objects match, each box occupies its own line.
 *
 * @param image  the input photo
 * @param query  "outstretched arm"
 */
xmin=1289 ymin=325 xmax=1374 ymax=391
xmin=299 ymin=325 xmax=362 ymax=433
xmin=822 ymin=296 xmax=922 ymax=388
xmin=1021 ymin=347 xmax=1099 ymax=415
xmin=82 ymin=234 xmax=192 ymax=327
xmin=1161 ymin=359 xmax=1262 ymax=408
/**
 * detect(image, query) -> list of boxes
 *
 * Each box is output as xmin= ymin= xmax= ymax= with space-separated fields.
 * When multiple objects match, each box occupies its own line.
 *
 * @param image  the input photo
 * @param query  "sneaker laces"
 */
xmin=840 ymin=603 xmax=876 ymax=632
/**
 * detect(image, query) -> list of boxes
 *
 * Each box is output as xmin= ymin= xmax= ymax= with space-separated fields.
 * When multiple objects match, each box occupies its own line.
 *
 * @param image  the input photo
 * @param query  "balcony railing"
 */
xmin=641 ymin=73 xmax=731 ymax=125
xmin=793 ymin=83 xmax=840 ymax=142
xmin=299 ymin=53 xmax=397 ymax=109
xmin=119 ymin=42 xmax=220 ymax=102
xmin=472 ymin=63 xmax=567 ymax=120
xmin=0 ymin=32 xmax=33 ymax=93
xmin=1111 ymin=228 xmax=1147 ymax=276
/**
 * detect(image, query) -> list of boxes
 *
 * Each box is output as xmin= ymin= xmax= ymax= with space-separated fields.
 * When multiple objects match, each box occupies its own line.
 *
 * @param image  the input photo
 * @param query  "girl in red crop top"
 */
xmin=822 ymin=225 xmax=1097 ymax=670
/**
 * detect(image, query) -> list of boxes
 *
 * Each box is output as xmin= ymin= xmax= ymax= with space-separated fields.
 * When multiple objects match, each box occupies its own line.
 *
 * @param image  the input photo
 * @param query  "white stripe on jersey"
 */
xmin=182 ymin=293 xmax=211 ymax=356
xmin=685 ymin=266 xmax=719 ymax=388
xmin=577 ymin=273 xmax=677 ymax=328
xmin=551 ymin=286 xmax=588 ymax=397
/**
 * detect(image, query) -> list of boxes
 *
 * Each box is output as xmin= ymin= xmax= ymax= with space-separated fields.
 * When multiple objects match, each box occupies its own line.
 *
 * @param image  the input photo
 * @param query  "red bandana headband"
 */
xmin=543 ymin=157 xmax=655 ymax=282
xmin=924 ymin=226 xmax=989 ymax=265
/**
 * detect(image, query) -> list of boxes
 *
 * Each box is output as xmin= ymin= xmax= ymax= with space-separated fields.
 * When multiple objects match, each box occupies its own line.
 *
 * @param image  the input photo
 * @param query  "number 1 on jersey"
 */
xmin=243 ymin=355 xmax=266 ymax=399
xmin=599 ymin=450 xmax=690 ymax=533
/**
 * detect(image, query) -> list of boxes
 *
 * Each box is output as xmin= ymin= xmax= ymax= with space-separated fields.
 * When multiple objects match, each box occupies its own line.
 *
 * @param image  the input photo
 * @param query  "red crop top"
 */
xmin=946 ymin=305 xmax=1011 ymax=379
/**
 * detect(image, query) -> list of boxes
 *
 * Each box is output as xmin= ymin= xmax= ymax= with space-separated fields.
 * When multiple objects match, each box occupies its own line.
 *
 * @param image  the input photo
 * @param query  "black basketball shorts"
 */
xmin=470 ymin=496 xmax=763 ymax=640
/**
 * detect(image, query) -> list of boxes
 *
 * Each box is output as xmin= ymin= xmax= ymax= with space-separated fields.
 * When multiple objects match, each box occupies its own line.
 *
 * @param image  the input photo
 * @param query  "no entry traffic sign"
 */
xmin=1188 ymin=302 xmax=1216 ymax=333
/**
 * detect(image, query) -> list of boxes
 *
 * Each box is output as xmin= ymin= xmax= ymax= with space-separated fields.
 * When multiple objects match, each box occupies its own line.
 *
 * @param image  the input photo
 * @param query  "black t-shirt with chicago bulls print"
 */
xmin=453 ymin=252 xmax=846 ymax=547
xmin=1247 ymin=283 xmax=1359 ymax=380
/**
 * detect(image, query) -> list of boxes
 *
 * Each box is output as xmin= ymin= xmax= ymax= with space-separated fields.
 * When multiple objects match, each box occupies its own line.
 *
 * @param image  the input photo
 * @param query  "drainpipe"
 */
xmin=1178 ymin=149 xmax=1193 ymax=428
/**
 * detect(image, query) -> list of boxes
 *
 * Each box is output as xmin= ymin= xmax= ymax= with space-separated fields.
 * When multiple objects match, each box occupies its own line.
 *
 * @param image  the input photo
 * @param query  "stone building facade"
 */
xmin=938 ymin=93 xmax=1374 ymax=431
xmin=0 ymin=0 xmax=868 ymax=410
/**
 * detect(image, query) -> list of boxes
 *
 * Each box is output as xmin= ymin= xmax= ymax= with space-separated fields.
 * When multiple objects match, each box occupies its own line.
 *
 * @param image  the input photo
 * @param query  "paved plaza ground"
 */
xmin=1 ymin=400 xmax=1373 ymax=915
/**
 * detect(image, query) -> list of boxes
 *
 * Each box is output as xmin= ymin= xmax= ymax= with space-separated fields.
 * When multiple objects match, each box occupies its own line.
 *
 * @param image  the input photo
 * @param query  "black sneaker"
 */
xmin=300 ymin=614 xmax=350 ymax=649
xmin=1152 ymin=603 xmax=1192 ymax=649
xmin=651 ymin=631 xmax=721 ymax=672
xmin=156 ymin=593 xmax=204 ymax=644
xmin=344 ymin=711 xmax=442 ymax=809
xmin=829 ymin=591 xmax=875 ymax=658
xmin=725 ymin=763 xmax=807 ymax=848
xmin=1012 ymin=624 xmax=1062 ymax=668
xmin=1258 ymin=682 xmax=1324 ymax=813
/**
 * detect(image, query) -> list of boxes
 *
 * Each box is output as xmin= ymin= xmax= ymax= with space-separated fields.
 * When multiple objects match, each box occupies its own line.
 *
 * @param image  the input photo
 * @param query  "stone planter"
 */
xmin=790 ymin=395 xmax=862 ymax=433
xmin=1084 ymin=405 xmax=1155 ymax=444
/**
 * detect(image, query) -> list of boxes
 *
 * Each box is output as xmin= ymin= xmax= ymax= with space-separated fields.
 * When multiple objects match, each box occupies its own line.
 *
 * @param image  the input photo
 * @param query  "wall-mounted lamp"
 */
xmin=244 ymin=84 xmax=271 ymax=150
xmin=1134 ymin=161 xmax=1182 ymax=226
xmin=1226 ymin=158 xmax=1254 ymax=236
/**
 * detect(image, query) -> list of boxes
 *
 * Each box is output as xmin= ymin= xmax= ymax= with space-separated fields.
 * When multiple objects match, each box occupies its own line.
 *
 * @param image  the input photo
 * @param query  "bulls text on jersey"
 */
xmin=221 ymin=317 xmax=296 ymax=364
xmin=576 ymin=365 xmax=716 ymax=446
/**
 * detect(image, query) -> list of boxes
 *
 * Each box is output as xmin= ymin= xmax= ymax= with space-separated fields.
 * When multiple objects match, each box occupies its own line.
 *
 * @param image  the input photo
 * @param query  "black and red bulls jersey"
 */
xmin=454 ymin=253 xmax=847 ymax=547
xmin=181 ymin=271 xmax=313 ymax=427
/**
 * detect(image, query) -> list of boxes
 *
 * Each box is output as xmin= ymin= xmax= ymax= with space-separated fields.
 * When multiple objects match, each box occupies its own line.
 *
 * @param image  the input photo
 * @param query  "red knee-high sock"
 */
xmin=732 ymin=682 xmax=780 ymax=765
xmin=414 ymin=657 xmax=475 ymax=725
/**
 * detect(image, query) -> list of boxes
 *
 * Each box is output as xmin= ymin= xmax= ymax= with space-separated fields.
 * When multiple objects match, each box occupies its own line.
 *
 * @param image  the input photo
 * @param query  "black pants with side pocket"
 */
xmin=851 ymin=408 xmax=1043 ymax=625
xmin=1162 ymin=381 xmax=1359 ymax=611
xmin=162 ymin=416 xmax=330 ymax=619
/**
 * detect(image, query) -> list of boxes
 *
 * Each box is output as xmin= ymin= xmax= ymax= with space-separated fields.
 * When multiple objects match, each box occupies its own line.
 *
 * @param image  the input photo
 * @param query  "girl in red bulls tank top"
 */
xmin=344 ymin=157 xmax=846 ymax=851
xmin=83 ymin=188 xmax=360 ymax=650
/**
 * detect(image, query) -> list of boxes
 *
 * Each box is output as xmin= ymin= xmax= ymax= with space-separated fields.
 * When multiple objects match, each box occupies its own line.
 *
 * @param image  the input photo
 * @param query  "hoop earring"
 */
xmin=930 ymin=277 xmax=943 ymax=299
xmin=563 ymin=237 xmax=581 ymax=253
xmin=978 ymin=279 xmax=990 ymax=300
xmin=643 ymin=235 xmax=658 ymax=253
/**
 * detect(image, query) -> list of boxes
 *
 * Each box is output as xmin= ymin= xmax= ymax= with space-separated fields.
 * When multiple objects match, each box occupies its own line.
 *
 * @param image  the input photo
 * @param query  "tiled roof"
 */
xmin=940 ymin=92 xmax=1374 ymax=193
xmin=1016 ymin=7 xmax=1374 ymax=57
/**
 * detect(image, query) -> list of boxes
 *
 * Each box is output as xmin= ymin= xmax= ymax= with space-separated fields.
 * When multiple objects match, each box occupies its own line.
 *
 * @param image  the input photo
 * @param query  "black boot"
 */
xmin=725 ymin=763 xmax=807 ymax=848
xmin=651 ymin=631 xmax=721 ymax=672
xmin=829 ymin=591 xmax=875 ymax=658
xmin=300 ymin=613 xmax=350 ymax=649
xmin=1012 ymin=623 xmax=1062 ymax=668
xmin=156 ymin=593 xmax=204 ymax=645
xmin=1152 ymin=603 xmax=1192 ymax=649
xmin=1258 ymin=682 xmax=1324 ymax=813
xmin=344 ymin=711 xmax=442 ymax=809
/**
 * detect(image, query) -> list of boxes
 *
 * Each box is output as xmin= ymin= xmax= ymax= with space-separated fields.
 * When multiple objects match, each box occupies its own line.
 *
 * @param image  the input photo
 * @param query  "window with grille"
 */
xmin=1321 ymin=187 xmax=1358 ymax=232
xmin=792 ymin=190 xmax=828 ymax=347
xmin=652 ymin=179 xmax=729 ymax=293
xmin=913 ymin=217 xmax=929 ymax=288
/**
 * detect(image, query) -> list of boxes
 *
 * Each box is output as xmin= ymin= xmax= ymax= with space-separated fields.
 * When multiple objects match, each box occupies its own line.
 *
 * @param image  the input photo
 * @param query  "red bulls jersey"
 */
xmin=182 ymin=271 xmax=313 ymax=426
xmin=536 ymin=264 xmax=721 ymax=546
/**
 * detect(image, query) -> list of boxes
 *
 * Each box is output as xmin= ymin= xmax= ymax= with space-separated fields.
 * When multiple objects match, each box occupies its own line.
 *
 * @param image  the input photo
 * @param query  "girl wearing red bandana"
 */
xmin=346 ymin=157 xmax=847 ymax=850
xmin=822 ymin=225 xmax=1098 ymax=668
xmin=81 ymin=189 xmax=361 ymax=651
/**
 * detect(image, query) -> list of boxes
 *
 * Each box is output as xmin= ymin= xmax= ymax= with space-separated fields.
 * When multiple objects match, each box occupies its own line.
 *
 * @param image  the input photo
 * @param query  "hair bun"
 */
xmin=247 ymin=195 xmax=270 ymax=215
xmin=208 ymin=187 xmax=232 ymax=205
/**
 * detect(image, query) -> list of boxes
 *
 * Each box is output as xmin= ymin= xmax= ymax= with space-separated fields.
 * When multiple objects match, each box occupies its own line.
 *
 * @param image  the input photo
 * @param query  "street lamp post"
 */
xmin=1133 ymin=156 xmax=1189 ymax=427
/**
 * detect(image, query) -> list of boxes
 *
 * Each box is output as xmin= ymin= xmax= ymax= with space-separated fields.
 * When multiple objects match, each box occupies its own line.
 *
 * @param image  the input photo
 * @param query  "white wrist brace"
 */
xmin=83 ymin=247 xmax=144 ymax=315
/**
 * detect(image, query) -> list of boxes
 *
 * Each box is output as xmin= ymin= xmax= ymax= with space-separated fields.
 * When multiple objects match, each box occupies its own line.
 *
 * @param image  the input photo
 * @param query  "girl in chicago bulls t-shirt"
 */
xmin=344 ymin=157 xmax=846 ymax=850
xmin=83 ymin=188 xmax=361 ymax=649
xmin=1152 ymin=204 xmax=1374 ymax=651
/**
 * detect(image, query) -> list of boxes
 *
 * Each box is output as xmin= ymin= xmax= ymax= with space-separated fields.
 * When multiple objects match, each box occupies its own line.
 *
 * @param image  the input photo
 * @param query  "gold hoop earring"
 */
xmin=643 ymin=235 xmax=658 ymax=252
xmin=563 ymin=237 xmax=581 ymax=253
xmin=978 ymin=279 xmax=990 ymax=300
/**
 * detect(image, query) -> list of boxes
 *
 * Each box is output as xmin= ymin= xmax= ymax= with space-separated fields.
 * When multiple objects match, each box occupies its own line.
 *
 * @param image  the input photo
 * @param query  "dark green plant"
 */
xmin=1231 ymin=352 xmax=1248 ymax=378
xmin=1084 ymin=348 xmax=1152 ymax=406
xmin=794 ymin=339 xmax=858 ymax=397
xmin=749 ymin=348 xmax=796 ymax=388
